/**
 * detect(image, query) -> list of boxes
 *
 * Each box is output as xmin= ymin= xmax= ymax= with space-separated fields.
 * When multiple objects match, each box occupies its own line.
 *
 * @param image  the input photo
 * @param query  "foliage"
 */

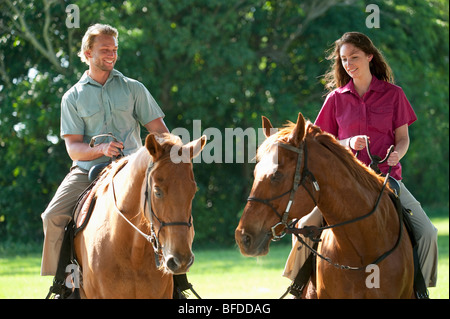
xmin=0 ymin=0 xmax=448 ymax=246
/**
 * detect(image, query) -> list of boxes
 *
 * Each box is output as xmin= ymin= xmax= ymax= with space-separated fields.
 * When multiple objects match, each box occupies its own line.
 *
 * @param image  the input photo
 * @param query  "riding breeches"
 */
xmin=40 ymin=167 xmax=90 ymax=276
xmin=282 ymin=180 xmax=438 ymax=288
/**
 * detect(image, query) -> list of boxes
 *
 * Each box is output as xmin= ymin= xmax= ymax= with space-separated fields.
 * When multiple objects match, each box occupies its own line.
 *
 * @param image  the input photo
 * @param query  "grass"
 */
xmin=189 ymin=209 xmax=449 ymax=299
xmin=186 ymin=243 xmax=294 ymax=299
xmin=0 ymin=207 xmax=448 ymax=299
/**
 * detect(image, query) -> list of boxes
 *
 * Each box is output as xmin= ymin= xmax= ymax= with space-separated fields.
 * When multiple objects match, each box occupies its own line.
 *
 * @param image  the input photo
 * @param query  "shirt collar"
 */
xmin=338 ymin=75 xmax=386 ymax=95
xmin=78 ymin=69 xmax=122 ymax=86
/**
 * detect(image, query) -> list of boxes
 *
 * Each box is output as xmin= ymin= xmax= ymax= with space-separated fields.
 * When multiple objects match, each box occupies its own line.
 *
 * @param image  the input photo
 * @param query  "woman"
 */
xmin=283 ymin=32 xmax=438 ymax=296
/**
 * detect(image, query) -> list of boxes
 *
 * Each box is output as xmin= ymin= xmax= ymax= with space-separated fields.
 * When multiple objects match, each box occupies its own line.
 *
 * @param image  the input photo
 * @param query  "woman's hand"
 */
xmin=387 ymin=150 xmax=400 ymax=166
xmin=349 ymin=135 xmax=369 ymax=151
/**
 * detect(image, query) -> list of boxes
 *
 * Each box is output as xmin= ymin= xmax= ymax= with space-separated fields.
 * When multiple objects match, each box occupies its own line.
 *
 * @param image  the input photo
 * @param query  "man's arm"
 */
xmin=144 ymin=117 xmax=169 ymax=134
xmin=64 ymin=134 xmax=124 ymax=161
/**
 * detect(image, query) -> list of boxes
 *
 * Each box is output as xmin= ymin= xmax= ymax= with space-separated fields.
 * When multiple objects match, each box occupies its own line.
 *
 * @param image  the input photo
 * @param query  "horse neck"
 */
xmin=309 ymin=141 xmax=385 ymax=225
xmin=112 ymin=147 xmax=150 ymax=229
xmin=308 ymin=140 xmax=400 ymax=255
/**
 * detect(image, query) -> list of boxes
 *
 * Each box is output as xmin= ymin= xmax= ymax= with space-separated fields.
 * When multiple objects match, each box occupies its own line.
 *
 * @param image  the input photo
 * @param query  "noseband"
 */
xmin=247 ymin=141 xmax=320 ymax=240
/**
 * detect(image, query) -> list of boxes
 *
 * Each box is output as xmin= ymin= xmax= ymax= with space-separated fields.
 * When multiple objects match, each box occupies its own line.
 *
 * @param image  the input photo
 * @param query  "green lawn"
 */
xmin=1 ymin=208 xmax=448 ymax=299
xmin=189 ymin=211 xmax=449 ymax=299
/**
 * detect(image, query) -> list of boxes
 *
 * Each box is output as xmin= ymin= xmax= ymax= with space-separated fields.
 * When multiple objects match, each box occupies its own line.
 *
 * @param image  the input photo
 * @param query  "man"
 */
xmin=41 ymin=24 xmax=168 ymax=276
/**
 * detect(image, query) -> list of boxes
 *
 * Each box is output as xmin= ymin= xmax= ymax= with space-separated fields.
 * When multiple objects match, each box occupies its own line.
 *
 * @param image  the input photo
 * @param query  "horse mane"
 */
xmin=256 ymin=122 xmax=298 ymax=161
xmin=257 ymin=120 xmax=385 ymax=192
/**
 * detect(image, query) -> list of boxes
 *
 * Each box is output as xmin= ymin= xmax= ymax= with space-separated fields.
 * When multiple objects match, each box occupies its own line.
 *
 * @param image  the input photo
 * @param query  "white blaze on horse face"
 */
xmin=255 ymin=143 xmax=279 ymax=182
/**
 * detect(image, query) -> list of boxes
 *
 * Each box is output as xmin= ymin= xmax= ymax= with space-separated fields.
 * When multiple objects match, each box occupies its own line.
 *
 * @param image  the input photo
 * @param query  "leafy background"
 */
xmin=0 ymin=0 xmax=448 ymax=247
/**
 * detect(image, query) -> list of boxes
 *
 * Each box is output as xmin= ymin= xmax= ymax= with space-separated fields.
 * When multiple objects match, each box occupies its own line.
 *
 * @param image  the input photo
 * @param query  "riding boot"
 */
xmin=283 ymin=246 xmax=316 ymax=299
xmin=46 ymin=221 xmax=81 ymax=299
xmin=172 ymin=274 xmax=202 ymax=299
xmin=172 ymin=274 xmax=190 ymax=299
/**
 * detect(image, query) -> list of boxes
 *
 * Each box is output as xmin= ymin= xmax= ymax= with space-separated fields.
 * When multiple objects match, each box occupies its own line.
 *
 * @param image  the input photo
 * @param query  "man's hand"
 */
xmin=101 ymin=141 xmax=124 ymax=158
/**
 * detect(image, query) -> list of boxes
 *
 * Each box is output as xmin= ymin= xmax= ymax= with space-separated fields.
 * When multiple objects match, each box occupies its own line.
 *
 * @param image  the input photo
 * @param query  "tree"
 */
xmin=0 ymin=0 xmax=448 ymax=246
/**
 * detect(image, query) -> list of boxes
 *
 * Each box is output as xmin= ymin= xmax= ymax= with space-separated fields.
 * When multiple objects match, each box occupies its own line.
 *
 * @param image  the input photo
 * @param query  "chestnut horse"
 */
xmin=74 ymin=133 xmax=206 ymax=298
xmin=235 ymin=113 xmax=414 ymax=298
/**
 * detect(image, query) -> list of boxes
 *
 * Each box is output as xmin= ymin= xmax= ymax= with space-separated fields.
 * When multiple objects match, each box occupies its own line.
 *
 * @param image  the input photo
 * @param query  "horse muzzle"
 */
xmin=163 ymin=252 xmax=195 ymax=274
xmin=235 ymin=227 xmax=271 ymax=257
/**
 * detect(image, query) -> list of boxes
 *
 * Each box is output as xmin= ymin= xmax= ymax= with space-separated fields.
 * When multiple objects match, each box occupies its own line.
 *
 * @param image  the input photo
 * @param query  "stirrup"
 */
xmin=280 ymin=281 xmax=306 ymax=299
xmin=416 ymin=288 xmax=430 ymax=299
xmin=289 ymin=282 xmax=306 ymax=298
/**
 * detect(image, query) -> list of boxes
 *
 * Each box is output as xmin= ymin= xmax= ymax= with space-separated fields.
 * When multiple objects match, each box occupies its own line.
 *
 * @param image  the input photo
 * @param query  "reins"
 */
xmin=286 ymin=165 xmax=404 ymax=271
xmin=357 ymin=136 xmax=394 ymax=174
xmin=287 ymin=139 xmax=403 ymax=271
xmin=250 ymin=135 xmax=404 ymax=271
xmin=110 ymin=161 xmax=153 ymax=243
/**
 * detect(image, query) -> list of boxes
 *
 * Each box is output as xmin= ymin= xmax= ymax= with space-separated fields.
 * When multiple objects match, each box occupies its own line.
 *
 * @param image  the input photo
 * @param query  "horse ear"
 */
xmin=145 ymin=134 xmax=163 ymax=160
xmin=262 ymin=116 xmax=274 ymax=138
xmin=183 ymin=135 xmax=207 ymax=160
xmin=289 ymin=112 xmax=306 ymax=147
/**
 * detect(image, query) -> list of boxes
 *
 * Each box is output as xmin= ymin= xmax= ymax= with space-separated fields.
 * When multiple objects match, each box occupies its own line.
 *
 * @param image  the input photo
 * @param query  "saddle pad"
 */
xmin=72 ymin=158 xmax=128 ymax=234
xmin=73 ymin=188 xmax=96 ymax=230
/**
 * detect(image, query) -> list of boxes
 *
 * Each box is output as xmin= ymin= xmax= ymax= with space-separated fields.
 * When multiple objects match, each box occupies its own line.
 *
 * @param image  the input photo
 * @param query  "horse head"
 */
xmin=236 ymin=112 xmax=318 ymax=256
xmin=145 ymin=133 xmax=206 ymax=274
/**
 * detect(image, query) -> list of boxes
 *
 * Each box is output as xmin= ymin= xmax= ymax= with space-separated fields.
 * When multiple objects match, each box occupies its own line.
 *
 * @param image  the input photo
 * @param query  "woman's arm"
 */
xmin=387 ymin=124 xmax=409 ymax=166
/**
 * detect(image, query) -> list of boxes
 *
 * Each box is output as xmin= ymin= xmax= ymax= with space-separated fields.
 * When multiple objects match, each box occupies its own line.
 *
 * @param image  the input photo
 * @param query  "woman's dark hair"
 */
xmin=323 ymin=32 xmax=394 ymax=91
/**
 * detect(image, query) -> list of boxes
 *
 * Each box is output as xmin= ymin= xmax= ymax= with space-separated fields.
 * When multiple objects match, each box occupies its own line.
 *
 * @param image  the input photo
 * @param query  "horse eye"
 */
xmin=271 ymin=171 xmax=283 ymax=183
xmin=154 ymin=186 xmax=163 ymax=199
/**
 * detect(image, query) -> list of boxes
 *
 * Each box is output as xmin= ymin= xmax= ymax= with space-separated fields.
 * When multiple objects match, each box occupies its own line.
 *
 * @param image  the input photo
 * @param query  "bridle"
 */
xmin=247 ymin=140 xmax=320 ymax=241
xmin=249 ymin=136 xmax=403 ymax=271
xmin=143 ymin=162 xmax=193 ymax=267
xmin=110 ymin=160 xmax=193 ymax=268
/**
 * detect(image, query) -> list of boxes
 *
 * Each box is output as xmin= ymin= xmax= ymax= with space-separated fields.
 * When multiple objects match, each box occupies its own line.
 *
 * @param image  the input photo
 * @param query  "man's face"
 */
xmin=86 ymin=34 xmax=118 ymax=71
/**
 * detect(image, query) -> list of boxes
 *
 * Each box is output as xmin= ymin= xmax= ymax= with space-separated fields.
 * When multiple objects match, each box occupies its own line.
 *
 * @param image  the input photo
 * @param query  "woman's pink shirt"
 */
xmin=315 ymin=76 xmax=417 ymax=180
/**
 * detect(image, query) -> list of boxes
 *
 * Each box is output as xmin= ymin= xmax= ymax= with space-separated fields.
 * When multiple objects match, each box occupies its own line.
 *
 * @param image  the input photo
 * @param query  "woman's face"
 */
xmin=339 ymin=43 xmax=373 ymax=80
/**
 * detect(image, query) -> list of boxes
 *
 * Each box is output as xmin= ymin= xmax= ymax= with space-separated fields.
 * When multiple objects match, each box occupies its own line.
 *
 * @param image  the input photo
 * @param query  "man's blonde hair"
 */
xmin=77 ymin=24 xmax=119 ymax=65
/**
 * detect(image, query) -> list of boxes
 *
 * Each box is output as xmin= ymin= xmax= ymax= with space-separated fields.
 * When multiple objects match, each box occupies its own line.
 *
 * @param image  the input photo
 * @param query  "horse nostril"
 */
xmin=166 ymin=254 xmax=194 ymax=273
xmin=166 ymin=256 xmax=180 ymax=272
xmin=242 ymin=233 xmax=252 ymax=248
xmin=187 ymin=254 xmax=195 ymax=269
